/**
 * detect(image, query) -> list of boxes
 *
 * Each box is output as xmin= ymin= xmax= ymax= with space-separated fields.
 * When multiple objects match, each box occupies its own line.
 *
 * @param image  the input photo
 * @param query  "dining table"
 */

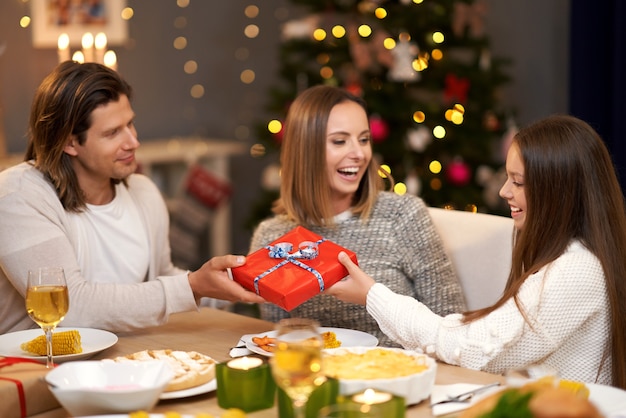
xmin=37 ymin=307 xmax=505 ymax=418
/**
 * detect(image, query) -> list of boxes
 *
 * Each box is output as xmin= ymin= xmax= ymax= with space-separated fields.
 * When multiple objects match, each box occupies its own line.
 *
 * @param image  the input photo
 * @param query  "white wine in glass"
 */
xmin=25 ymin=267 xmax=69 ymax=368
xmin=271 ymin=318 xmax=326 ymax=418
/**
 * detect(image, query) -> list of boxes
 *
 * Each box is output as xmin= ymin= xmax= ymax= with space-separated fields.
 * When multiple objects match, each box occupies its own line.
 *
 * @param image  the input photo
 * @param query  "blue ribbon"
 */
xmin=253 ymin=238 xmax=326 ymax=294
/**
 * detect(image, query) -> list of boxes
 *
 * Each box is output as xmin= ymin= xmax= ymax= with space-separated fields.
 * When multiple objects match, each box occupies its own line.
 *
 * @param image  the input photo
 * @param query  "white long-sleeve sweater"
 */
xmin=367 ymin=240 xmax=612 ymax=384
xmin=0 ymin=162 xmax=198 ymax=334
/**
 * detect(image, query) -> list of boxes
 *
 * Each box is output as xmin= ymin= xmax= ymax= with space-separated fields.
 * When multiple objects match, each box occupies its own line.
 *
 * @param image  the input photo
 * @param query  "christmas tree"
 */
xmin=248 ymin=0 xmax=514 ymax=229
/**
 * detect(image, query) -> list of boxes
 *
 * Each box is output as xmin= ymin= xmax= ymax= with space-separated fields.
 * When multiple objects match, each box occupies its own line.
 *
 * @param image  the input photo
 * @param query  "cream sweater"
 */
xmin=367 ymin=240 xmax=612 ymax=384
xmin=0 ymin=162 xmax=198 ymax=334
xmin=251 ymin=192 xmax=466 ymax=347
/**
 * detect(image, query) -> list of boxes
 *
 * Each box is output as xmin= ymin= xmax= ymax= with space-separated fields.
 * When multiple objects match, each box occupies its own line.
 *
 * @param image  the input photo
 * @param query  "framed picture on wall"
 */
xmin=31 ymin=0 xmax=128 ymax=48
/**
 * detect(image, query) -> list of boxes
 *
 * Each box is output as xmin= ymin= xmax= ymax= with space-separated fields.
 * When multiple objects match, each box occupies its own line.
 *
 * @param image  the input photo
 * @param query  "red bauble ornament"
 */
xmin=446 ymin=160 xmax=472 ymax=186
xmin=370 ymin=115 xmax=389 ymax=143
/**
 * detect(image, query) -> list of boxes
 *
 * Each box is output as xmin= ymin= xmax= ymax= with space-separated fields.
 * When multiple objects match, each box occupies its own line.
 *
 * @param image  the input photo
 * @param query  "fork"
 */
xmin=430 ymin=382 xmax=502 ymax=406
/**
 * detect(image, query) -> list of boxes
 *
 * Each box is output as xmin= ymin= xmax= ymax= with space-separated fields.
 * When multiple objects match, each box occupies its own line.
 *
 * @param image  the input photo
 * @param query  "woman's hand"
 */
xmin=325 ymin=251 xmax=376 ymax=305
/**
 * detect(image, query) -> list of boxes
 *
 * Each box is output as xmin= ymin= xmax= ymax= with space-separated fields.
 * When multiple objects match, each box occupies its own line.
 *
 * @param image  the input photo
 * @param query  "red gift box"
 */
xmin=232 ymin=226 xmax=358 ymax=311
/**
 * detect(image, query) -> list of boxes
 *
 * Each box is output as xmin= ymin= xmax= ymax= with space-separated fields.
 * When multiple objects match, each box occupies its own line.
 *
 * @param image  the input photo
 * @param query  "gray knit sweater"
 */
xmin=249 ymin=192 xmax=466 ymax=347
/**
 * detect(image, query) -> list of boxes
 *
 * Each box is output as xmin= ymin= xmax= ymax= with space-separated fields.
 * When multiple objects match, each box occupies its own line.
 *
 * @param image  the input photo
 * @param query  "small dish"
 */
xmin=45 ymin=360 xmax=173 ymax=416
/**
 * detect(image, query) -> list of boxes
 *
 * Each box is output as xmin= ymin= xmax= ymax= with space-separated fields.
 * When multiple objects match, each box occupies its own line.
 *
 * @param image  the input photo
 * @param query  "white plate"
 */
xmin=242 ymin=326 xmax=378 ymax=357
xmin=0 ymin=327 xmax=118 ymax=363
xmin=588 ymin=383 xmax=626 ymax=416
xmin=159 ymin=378 xmax=217 ymax=400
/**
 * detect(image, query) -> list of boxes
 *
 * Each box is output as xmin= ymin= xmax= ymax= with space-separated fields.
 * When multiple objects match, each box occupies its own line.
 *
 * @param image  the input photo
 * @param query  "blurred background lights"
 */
xmin=177 ymin=0 xmax=190 ymax=7
xmin=384 ymin=38 xmax=396 ymax=49
xmin=250 ymin=143 xmax=266 ymax=158
xmin=268 ymin=119 xmax=282 ymax=134
xmin=173 ymin=36 xmax=187 ymax=50
xmin=190 ymin=84 xmax=205 ymax=99
xmin=358 ymin=25 xmax=372 ymax=37
xmin=244 ymin=24 xmax=259 ymax=38
xmin=429 ymin=160 xmax=442 ymax=174
xmin=313 ymin=28 xmax=327 ymax=41
xmin=378 ymin=164 xmax=391 ymax=178
xmin=317 ymin=53 xmax=330 ymax=64
xmin=331 ymin=25 xmax=346 ymax=38
xmin=431 ymin=49 xmax=443 ymax=60
xmin=433 ymin=125 xmax=446 ymax=139
xmin=432 ymin=31 xmax=445 ymax=43
xmin=413 ymin=0 xmax=424 ymax=3
xmin=374 ymin=8 xmax=387 ymax=19
xmin=394 ymin=182 xmax=407 ymax=195
xmin=413 ymin=111 xmax=426 ymax=123
xmin=121 ymin=7 xmax=134 ymax=20
xmin=320 ymin=66 xmax=333 ymax=79
xmin=20 ymin=16 xmax=30 ymax=28
xmin=465 ymin=204 xmax=478 ymax=213
xmin=240 ymin=69 xmax=256 ymax=84
xmin=174 ymin=16 xmax=187 ymax=29
xmin=184 ymin=60 xmax=198 ymax=74
xmin=412 ymin=53 xmax=429 ymax=71
xmin=244 ymin=5 xmax=259 ymax=18
xmin=430 ymin=178 xmax=442 ymax=190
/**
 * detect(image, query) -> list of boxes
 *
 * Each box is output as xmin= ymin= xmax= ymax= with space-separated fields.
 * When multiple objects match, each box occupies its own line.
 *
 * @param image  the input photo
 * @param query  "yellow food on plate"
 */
xmin=20 ymin=329 xmax=82 ymax=356
xmin=459 ymin=377 xmax=600 ymax=418
xmin=323 ymin=348 xmax=429 ymax=380
xmin=322 ymin=331 xmax=341 ymax=348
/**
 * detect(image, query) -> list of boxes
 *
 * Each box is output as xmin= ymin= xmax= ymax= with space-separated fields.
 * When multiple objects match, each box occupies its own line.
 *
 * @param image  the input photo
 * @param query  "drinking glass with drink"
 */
xmin=25 ymin=267 xmax=69 ymax=368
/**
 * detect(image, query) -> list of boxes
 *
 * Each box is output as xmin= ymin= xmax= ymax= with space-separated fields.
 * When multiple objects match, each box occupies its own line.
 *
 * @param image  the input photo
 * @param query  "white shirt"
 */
xmin=68 ymin=183 xmax=150 ymax=283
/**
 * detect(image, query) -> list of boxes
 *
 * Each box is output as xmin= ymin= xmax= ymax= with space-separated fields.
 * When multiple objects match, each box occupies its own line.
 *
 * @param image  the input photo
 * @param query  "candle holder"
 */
xmin=277 ymin=377 xmax=339 ymax=418
xmin=216 ymin=356 xmax=276 ymax=412
xmin=338 ymin=388 xmax=405 ymax=418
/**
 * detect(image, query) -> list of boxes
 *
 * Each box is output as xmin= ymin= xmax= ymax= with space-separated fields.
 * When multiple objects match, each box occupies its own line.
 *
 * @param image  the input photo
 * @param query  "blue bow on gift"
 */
xmin=252 ymin=239 xmax=326 ymax=294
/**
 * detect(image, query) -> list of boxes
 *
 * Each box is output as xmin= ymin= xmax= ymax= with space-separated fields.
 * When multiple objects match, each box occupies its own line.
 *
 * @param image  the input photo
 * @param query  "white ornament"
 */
xmin=389 ymin=36 xmax=419 ymax=82
xmin=281 ymin=15 xmax=320 ymax=40
xmin=407 ymin=126 xmax=432 ymax=152
xmin=261 ymin=163 xmax=282 ymax=191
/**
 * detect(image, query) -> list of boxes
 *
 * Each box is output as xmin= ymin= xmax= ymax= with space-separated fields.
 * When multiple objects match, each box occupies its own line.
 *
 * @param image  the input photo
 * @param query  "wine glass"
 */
xmin=25 ymin=267 xmax=69 ymax=368
xmin=270 ymin=318 xmax=327 ymax=418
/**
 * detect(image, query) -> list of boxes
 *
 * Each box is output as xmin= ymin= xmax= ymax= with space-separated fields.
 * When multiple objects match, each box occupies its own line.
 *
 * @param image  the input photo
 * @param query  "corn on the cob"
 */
xmin=20 ymin=329 xmax=82 ymax=355
xmin=558 ymin=379 xmax=590 ymax=398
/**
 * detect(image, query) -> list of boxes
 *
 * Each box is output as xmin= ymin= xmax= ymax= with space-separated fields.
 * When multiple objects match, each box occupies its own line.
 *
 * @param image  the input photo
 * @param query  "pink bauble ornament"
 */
xmin=446 ymin=159 xmax=472 ymax=186
xmin=370 ymin=115 xmax=389 ymax=142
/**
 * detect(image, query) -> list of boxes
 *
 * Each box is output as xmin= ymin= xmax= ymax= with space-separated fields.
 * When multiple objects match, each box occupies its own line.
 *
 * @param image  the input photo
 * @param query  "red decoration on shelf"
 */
xmin=370 ymin=115 xmax=389 ymax=143
xmin=185 ymin=165 xmax=232 ymax=209
xmin=446 ymin=159 xmax=472 ymax=186
xmin=444 ymin=74 xmax=470 ymax=104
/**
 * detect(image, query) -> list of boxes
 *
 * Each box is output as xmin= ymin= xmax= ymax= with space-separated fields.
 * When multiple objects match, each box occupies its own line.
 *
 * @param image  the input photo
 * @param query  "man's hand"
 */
xmin=188 ymin=255 xmax=266 ymax=304
xmin=324 ymin=251 xmax=376 ymax=306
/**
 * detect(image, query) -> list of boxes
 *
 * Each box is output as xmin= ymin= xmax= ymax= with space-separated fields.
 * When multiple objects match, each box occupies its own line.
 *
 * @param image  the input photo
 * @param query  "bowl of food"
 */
xmin=45 ymin=360 xmax=173 ymax=416
xmin=322 ymin=346 xmax=437 ymax=405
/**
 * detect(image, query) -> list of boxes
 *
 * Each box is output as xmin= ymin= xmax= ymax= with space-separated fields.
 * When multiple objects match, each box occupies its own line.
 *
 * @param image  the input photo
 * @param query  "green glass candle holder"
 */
xmin=338 ymin=389 xmax=405 ymax=418
xmin=216 ymin=357 xmax=276 ymax=412
xmin=277 ymin=377 xmax=340 ymax=418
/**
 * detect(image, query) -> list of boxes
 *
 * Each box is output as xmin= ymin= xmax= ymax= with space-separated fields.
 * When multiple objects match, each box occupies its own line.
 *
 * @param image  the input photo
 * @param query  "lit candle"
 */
xmin=103 ymin=50 xmax=117 ymax=71
xmin=348 ymin=388 xmax=405 ymax=418
xmin=227 ymin=356 xmax=263 ymax=370
xmin=81 ymin=32 xmax=94 ymax=63
xmin=352 ymin=388 xmax=392 ymax=404
xmin=216 ymin=357 xmax=276 ymax=412
xmin=94 ymin=32 xmax=107 ymax=64
xmin=57 ymin=33 xmax=70 ymax=63
xmin=72 ymin=51 xmax=85 ymax=64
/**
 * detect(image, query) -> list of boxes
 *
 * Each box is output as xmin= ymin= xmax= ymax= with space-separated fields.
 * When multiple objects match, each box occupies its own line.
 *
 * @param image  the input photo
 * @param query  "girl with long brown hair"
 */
xmin=329 ymin=114 xmax=626 ymax=388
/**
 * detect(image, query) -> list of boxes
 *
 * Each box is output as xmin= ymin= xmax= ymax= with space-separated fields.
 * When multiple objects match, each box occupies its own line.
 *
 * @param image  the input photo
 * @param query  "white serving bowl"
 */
xmin=45 ymin=360 xmax=173 ymax=416
xmin=323 ymin=346 xmax=437 ymax=405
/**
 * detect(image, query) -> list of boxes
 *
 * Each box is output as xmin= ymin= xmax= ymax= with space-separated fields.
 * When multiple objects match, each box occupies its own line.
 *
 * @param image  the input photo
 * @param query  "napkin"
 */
xmin=229 ymin=334 xmax=254 ymax=358
xmin=430 ymin=383 xmax=503 ymax=417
